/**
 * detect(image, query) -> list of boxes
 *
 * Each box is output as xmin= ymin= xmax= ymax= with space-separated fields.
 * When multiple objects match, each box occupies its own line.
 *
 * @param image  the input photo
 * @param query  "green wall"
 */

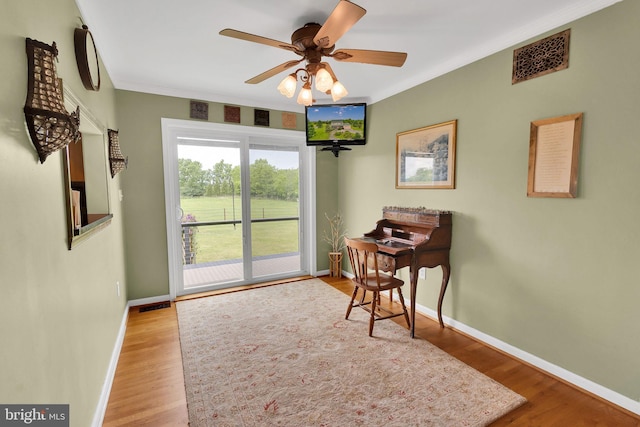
xmin=0 ymin=0 xmax=127 ymax=425
xmin=3 ymin=1 xmax=634 ymax=423
xmin=316 ymin=151 xmax=340 ymax=270
xmin=338 ymin=1 xmax=639 ymax=403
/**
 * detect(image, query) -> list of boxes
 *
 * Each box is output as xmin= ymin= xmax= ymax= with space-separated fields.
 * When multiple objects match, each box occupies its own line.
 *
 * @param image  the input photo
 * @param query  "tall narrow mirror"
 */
xmin=63 ymin=88 xmax=112 ymax=249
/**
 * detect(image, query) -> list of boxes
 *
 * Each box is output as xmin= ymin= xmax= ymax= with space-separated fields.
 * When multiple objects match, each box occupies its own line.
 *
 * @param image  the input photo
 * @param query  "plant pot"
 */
xmin=328 ymin=252 xmax=343 ymax=278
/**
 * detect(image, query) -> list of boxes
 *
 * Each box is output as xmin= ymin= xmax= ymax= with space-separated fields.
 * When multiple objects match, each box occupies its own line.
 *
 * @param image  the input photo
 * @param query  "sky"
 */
xmin=177 ymin=144 xmax=299 ymax=170
xmin=306 ymin=104 xmax=365 ymax=122
xmin=404 ymin=156 xmax=434 ymax=178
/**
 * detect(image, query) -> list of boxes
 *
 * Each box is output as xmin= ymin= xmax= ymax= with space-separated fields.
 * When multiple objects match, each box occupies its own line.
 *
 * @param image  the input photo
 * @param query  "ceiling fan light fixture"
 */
xmin=277 ymin=74 xmax=297 ymax=98
xmin=314 ymin=68 xmax=334 ymax=92
xmin=331 ymin=80 xmax=348 ymax=102
xmin=222 ymin=0 xmax=408 ymax=107
xmin=296 ymin=81 xmax=313 ymax=106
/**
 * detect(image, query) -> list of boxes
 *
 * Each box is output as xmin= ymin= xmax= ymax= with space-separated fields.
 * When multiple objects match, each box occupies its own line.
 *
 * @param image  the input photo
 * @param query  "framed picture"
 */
xmin=527 ymin=113 xmax=583 ymax=198
xmin=254 ymin=109 xmax=270 ymax=127
xmin=224 ymin=105 xmax=240 ymax=123
xmin=396 ymin=120 xmax=457 ymax=189
xmin=190 ymin=100 xmax=208 ymax=120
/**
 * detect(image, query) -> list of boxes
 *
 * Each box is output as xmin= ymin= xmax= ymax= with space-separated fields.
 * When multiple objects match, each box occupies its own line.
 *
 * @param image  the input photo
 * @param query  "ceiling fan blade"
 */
xmin=245 ymin=59 xmax=304 ymax=84
xmin=332 ymin=49 xmax=407 ymax=67
xmin=313 ymin=1 xmax=366 ymax=48
xmin=220 ymin=28 xmax=302 ymax=54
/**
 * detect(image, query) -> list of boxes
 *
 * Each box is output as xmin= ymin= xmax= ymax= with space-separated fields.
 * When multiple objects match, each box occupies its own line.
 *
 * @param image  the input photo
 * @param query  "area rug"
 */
xmin=176 ymin=279 xmax=526 ymax=426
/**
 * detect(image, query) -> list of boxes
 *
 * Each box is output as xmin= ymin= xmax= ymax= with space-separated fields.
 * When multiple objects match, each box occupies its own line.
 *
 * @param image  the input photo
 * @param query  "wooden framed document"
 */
xmin=527 ymin=113 xmax=583 ymax=198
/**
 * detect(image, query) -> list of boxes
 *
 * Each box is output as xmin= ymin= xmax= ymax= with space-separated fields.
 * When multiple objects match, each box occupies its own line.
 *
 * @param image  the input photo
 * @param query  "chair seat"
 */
xmin=352 ymin=273 xmax=404 ymax=292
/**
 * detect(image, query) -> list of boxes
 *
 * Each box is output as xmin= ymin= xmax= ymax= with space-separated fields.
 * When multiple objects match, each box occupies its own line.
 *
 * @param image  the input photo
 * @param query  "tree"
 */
xmin=178 ymin=158 xmax=207 ymax=197
xmin=231 ymin=166 xmax=241 ymax=195
xmin=250 ymin=158 xmax=276 ymax=198
xmin=179 ymin=157 xmax=298 ymax=200
xmin=307 ymin=121 xmax=316 ymax=140
xmin=273 ymin=169 xmax=299 ymax=200
xmin=409 ymin=167 xmax=433 ymax=183
xmin=211 ymin=159 xmax=234 ymax=196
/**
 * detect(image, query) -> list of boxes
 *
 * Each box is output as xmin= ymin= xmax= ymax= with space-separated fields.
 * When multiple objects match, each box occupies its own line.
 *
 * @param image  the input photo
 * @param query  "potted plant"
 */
xmin=323 ymin=212 xmax=347 ymax=277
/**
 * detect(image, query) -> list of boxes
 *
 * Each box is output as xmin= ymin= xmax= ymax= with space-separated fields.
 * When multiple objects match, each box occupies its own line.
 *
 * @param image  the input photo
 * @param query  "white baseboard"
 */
xmin=347 ymin=270 xmax=639 ymax=415
xmin=128 ymin=294 xmax=172 ymax=307
xmin=91 ymin=305 xmax=129 ymax=427
xmin=413 ymin=302 xmax=640 ymax=416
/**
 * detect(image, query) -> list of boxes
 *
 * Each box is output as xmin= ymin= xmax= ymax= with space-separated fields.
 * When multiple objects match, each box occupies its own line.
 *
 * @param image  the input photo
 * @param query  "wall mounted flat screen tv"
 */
xmin=305 ymin=103 xmax=367 ymax=147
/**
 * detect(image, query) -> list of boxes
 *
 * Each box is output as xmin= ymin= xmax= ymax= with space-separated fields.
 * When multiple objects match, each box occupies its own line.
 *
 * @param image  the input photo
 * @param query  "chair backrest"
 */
xmin=344 ymin=237 xmax=381 ymax=289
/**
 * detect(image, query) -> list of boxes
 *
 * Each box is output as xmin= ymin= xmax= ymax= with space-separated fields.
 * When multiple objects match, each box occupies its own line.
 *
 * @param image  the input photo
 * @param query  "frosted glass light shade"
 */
xmin=277 ymin=74 xmax=297 ymax=98
xmin=296 ymin=84 xmax=313 ymax=106
xmin=314 ymin=68 xmax=334 ymax=92
xmin=331 ymin=81 xmax=348 ymax=102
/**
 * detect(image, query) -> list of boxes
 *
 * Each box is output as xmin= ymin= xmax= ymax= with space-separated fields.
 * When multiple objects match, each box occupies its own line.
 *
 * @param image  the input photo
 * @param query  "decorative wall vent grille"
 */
xmin=512 ymin=29 xmax=570 ymax=84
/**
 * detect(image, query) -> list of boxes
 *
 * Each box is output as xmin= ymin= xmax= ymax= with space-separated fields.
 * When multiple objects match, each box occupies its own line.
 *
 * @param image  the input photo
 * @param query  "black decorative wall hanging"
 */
xmin=254 ymin=109 xmax=270 ymax=127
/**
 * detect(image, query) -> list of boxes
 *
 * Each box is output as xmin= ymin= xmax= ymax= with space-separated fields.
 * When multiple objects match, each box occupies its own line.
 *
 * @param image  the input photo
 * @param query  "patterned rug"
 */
xmin=176 ymin=279 xmax=526 ymax=426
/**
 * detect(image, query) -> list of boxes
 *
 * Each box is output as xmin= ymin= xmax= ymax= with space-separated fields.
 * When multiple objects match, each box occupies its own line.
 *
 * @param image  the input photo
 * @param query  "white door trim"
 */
xmin=161 ymin=118 xmax=316 ymax=300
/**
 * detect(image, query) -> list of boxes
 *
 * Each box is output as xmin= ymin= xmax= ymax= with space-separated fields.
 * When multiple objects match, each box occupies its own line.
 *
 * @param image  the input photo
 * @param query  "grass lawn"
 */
xmin=180 ymin=196 xmax=299 ymax=263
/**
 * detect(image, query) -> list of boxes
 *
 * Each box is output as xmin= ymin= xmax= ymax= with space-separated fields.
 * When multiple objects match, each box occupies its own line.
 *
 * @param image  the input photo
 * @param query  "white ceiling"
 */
xmin=74 ymin=0 xmax=621 ymax=113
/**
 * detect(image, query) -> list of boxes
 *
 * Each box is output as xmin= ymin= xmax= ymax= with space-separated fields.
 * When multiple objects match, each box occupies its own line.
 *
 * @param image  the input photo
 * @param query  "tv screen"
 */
xmin=305 ymin=103 xmax=367 ymax=147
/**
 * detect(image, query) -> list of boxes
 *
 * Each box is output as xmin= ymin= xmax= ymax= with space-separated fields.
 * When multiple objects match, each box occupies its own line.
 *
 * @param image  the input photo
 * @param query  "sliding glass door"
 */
xmin=178 ymin=143 xmax=244 ymax=287
xmin=249 ymin=144 xmax=301 ymax=279
xmin=162 ymin=120 xmax=313 ymax=298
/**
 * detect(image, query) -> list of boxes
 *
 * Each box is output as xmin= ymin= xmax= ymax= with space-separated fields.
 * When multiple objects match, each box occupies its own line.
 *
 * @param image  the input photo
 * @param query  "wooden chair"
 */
xmin=344 ymin=237 xmax=410 ymax=336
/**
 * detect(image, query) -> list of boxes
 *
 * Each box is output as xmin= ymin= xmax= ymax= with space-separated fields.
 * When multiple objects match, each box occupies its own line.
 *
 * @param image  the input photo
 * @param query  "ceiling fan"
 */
xmin=219 ymin=0 xmax=407 ymax=106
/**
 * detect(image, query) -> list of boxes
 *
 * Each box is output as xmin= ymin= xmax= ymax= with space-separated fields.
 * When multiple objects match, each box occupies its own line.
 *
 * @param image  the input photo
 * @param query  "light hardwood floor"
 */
xmin=103 ymin=276 xmax=640 ymax=426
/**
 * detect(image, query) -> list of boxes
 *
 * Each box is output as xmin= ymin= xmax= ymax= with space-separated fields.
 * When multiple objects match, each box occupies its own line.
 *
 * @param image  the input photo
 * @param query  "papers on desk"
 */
xmin=376 ymin=239 xmax=412 ymax=248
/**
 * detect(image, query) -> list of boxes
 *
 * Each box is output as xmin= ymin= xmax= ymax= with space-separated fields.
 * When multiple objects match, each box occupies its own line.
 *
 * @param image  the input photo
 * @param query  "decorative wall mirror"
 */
xmin=74 ymin=25 xmax=101 ymax=91
xmin=62 ymin=88 xmax=112 ymax=249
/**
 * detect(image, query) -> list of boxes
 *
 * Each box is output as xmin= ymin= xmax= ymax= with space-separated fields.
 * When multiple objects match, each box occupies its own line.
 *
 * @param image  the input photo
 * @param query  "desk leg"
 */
xmin=436 ymin=263 xmax=451 ymax=328
xmin=409 ymin=264 xmax=419 ymax=338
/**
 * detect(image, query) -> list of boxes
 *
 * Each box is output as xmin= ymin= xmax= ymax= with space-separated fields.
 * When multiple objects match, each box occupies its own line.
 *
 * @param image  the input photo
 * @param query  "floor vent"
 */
xmin=139 ymin=301 xmax=171 ymax=313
